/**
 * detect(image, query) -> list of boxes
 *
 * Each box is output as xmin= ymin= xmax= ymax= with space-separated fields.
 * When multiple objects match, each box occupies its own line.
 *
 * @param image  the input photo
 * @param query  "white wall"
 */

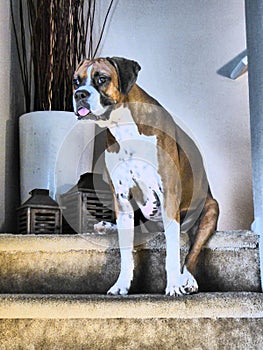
xmin=98 ymin=0 xmax=253 ymax=230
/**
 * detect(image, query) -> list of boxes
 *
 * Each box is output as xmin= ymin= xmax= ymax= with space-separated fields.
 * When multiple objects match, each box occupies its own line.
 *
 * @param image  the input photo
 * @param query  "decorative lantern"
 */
xmin=60 ymin=173 xmax=114 ymax=233
xmin=17 ymin=189 xmax=62 ymax=234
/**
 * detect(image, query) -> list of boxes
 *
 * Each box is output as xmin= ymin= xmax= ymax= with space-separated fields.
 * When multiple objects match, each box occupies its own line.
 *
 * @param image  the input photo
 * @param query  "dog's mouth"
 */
xmin=76 ymin=104 xmax=99 ymax=121
xmin=76 ymin=105 xmax=112 ymax=122
xmin=77 ymin=106 xmax=91 ymax=119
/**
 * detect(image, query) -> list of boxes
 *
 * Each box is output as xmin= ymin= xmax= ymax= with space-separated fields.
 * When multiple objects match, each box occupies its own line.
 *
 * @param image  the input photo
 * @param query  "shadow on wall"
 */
xmin=1 ymin=3 xmax=24 ymax=232
xmin=2 ymin=120 xmax=20 ymax=233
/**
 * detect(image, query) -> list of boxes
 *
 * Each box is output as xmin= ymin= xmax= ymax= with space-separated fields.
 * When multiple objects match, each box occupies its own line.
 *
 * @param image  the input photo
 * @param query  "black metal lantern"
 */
xmin=17 ymin=189 xmax=62 ymax=234
xmin=60 ymin=173 xmax=114 ymax=233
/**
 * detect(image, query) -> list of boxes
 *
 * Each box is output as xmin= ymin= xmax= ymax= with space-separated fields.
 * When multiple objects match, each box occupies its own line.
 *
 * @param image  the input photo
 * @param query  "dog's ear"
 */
xmin=107 ymin=57 xmax=141 ymax=95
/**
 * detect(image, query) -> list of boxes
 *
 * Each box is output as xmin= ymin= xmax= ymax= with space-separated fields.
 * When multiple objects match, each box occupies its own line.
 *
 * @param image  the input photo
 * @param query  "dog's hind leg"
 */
xmin=184 ymin=193 xmax=219 ymax=275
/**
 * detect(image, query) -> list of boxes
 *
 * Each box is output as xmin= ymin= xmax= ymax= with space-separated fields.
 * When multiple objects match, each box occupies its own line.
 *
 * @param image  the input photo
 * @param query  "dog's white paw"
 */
xmin=165 ymin=267 xmax=198 ymax=296
xmin=180 ymin=266 xmax=198 ymax=295
xmin=107 ymin=282 xmax=130 ymax=295
xmin=165 ymin=284 xmax=184 ymax=296
xmin=94 ymin=221 xmax=117 ymax=235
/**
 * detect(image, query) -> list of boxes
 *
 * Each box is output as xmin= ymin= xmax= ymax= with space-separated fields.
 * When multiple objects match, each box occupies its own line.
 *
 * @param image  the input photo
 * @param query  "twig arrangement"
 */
xmin=11 ymin=0 xmax=114 ymax=112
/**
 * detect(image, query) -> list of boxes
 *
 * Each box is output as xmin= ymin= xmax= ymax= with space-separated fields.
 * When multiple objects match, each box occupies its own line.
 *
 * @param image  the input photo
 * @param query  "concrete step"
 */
xmin=1 ymin=293 xmax=263 ymax=349
xmin=0 ymin=230 xmax=260 ymax=294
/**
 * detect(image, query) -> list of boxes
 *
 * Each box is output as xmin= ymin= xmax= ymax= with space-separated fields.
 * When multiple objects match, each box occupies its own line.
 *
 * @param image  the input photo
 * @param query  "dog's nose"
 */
xmin=74 ymin=90 xmax=90 ymax=101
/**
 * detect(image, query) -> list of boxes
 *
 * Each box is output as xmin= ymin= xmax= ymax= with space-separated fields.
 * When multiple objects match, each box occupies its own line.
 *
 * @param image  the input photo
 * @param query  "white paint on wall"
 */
xmin=97 ymin=0 xmax=252 ymax=230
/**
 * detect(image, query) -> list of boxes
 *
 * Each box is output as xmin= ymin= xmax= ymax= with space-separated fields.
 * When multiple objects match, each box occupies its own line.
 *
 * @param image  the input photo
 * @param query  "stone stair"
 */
xmin=1 ymin=293 xmax=263 ymax=350
xmin=0 ymin=231 xmax=262 ymax=349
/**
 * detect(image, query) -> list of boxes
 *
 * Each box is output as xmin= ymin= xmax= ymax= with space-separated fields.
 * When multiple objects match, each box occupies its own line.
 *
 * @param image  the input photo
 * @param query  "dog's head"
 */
xmin=73 ymin=57 xmax=141 ymax=122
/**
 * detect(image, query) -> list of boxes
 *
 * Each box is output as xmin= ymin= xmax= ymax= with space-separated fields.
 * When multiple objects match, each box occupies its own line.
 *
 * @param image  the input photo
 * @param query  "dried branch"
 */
xmin=93 ymin=0 xmax=114 ymax=58
xmin=11 ymin=0 xmax=115 ymax=112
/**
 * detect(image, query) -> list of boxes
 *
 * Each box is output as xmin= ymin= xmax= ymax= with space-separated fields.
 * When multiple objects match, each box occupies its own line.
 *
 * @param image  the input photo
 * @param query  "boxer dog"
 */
xmin=73 ymin=57 xmax=219 ymax=296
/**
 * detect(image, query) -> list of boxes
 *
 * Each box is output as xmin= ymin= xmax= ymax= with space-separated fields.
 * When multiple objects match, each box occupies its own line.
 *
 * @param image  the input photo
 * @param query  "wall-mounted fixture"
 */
xmin=230 ymin=55 xmax=248 ymax=79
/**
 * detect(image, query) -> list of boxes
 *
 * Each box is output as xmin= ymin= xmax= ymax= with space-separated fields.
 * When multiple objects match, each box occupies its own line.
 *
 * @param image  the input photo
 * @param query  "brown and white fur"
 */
xmin=73 ymin=57 xmax=219 ymax=296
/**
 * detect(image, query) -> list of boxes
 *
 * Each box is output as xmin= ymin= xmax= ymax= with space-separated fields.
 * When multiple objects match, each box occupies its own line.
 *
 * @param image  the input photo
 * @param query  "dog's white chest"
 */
xmin=105 ymin=107 xmax=163 ymax=220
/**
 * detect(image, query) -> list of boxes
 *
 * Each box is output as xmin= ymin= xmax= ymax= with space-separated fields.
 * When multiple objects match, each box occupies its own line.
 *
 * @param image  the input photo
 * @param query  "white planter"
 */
xmin=19 ymin=111 xmax=95 ymax=203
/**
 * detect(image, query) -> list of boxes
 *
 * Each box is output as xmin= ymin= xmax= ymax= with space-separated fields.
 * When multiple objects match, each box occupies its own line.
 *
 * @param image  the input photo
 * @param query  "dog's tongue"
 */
xmin=78 ymin=107 xmax=90 ymax=117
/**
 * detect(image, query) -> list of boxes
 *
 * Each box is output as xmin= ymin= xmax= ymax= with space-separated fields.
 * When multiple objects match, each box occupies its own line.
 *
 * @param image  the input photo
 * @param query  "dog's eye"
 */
xmin=98 ymin=76 xmax=107 ymax=85
xmin=73 ymin=78 xmax=80 ymax=88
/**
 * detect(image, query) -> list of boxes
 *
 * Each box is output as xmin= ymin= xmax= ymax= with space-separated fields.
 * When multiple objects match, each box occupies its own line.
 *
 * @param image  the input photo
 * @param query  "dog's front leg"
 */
xmin=107 ymin=199 xmax=134 ymax=295
xmin=163 ymin=211 xmax=198 ymax=296
xmin=162 ymin=211 xmax=182 ymax=296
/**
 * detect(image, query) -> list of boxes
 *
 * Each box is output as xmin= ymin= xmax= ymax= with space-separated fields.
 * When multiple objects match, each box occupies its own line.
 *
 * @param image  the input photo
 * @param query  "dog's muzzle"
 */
xmin=74 ymin=86 xmax=115 ymax=122
xmin=74 ymin=89 xmax=92 ymax=120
